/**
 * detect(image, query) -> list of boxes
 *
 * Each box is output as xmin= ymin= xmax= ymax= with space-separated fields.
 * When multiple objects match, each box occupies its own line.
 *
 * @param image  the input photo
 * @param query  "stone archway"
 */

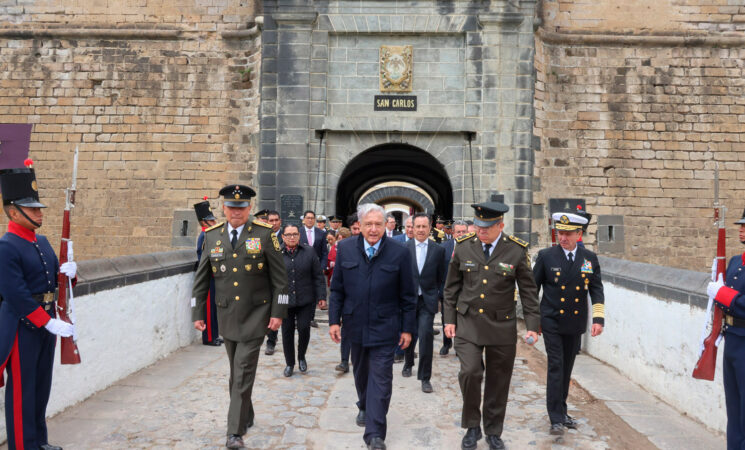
xmin=358 ymin=184 xmax=435 ymax=214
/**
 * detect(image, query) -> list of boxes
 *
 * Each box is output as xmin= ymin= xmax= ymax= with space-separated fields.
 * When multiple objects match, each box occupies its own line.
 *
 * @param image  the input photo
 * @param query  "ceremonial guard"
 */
xmin=0 ymin=164 xmax=76 ymax=450
xmin=194 ymin=198 xmax=222 ymax=346
xmin=191 ymin=184 xmax=289 ymax=449
xmin=533 ymin=212 xmax=604 ymax=435
xmin=707 ymin=208 xmax=745 ymax=449
xmin=443 ymin=202 xmax=540 ymax=450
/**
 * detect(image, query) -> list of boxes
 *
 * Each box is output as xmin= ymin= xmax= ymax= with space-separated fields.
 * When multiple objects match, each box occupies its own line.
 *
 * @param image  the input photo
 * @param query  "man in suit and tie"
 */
xmin=402 ymin=213 xmax=446 ymax=393
xmin=384 ymin=214 xmax=402 ymax=239
xmin=329 ymin=203 xmax=417 ymax=450
xmin=392 ymin=216 xmax=413 ymax=243
xmin=439 ymin=220 xmax=469 ymax=356
xmin=533 ymin=211 xmax=604 ymax=436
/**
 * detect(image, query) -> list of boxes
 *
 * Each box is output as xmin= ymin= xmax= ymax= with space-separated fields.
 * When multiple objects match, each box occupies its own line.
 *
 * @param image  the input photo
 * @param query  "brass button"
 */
xmin=479 ymin=308 xmax=484 ymax=313
xmin=561 ymin=298 xmax=565 ymax=302
xmin=264 ymin=300 xmax=267 ymax=303
xmin=467 ymin=269 xmax=471 ymax=272
xmin=235 ymin=296 xmax=240 ymax=301
xmin=581 ymin=274 xmax=585 ymax=278
xmin=505 ymin=315 xmax=510 ymax=319
xmin=233 ymin=267 xmax=238 ymax=272
xmin=576 ymin=286 xmax=580 ymax=290
xmin=502 ymin=272 xmax=506 ymax=276
xmin=234 ymin=282 xmax=239 ymax=287
xmin=561 ymin=286 xmax=565 ymax=290
xmin=574 ymin=310 xmax=579 ymax=315
xmin=483 ymin=279 xmax=487 ymax=284
xmin=484 ymin=265 xmax=489 ymax=270
xmin=233 ymin=253 xmax=237 ymax=258
xmin=456 ymin=307 xmax=459 ymax=311
xmin=480 ymin=294 xmax=485 ymax=299
xmin=575 ymin=298 xmax=579 ymax=302
xmin=556 ymin=272 xmax=561 ymax=276
xmin=560 ymin=309 xmax=564 ymax=314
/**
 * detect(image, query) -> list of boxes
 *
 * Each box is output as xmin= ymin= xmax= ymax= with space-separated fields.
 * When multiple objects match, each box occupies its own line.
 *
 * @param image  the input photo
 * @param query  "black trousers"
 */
xmin=404 ymin=296 xmax=435 ymax=381
xmin=281 ymin=302 xmax=315 ymax=367
xmin=265 ymin=329 xmax=278 ymax=347
xmin=340 ymin=320 xmax=351 ymax=363
xmin=543 ymin=330 xmax=582 ymax=425
xmin=351 ymin=342 xmax=396 ymax=444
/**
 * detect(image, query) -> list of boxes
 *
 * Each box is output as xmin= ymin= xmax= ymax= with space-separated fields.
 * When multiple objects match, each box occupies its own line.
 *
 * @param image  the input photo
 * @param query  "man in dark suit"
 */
xmin=392 ymin=216 xmax=413 ymax=243
xmin=384 ymin=213 xmax=402 ymax=238
xmin=534 ymin=211 xmax=604 ymax=436
xmin=439 ymin=220 xmax=469 ymax=356
xmin=402 ymin=213 xmax=446 ymax=393
xmin=329 ymin=203 xmax=417 ymax=450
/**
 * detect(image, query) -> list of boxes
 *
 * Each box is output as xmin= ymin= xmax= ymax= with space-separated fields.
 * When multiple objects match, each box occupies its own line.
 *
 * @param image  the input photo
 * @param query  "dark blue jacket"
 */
xmin=716 ymin=252 xmax=745 ymax=337
xmin=329 ymin=234 xmax=417 ymax=346
xmin=406 ymin=238 xmax=446 ymax=314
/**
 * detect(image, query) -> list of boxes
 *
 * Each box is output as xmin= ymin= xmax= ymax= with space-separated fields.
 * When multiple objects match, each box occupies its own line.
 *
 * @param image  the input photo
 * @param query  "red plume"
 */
xmin=576 ymin=204 xmax=582 ymax=210
xmin=203 ymin=196 xmax=209 ymax=200
xmin=24 ymin=158 xmax=33 ymax=168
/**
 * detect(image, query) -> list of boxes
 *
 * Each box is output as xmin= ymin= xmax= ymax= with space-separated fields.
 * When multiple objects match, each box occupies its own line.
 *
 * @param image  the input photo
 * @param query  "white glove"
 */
xmin=44 ymin=318 xmax=74 ymax=337
xmin=60 ymin=261 xmax=77 ymax=278
xmin=707 ymin=273 xmax=725 ymax=299
xmin=73 ymin=324 xmax=79 ymax=342
xmin=711 ymin=258 xmax=718 ymax=282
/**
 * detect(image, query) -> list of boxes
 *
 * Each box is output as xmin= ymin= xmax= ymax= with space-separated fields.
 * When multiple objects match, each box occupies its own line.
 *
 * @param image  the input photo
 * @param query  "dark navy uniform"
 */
xmin=534 ymin=212 xmax=605 ymax=430
xmin=0 ymin=167 xmax=64 ymax=449
xmin=194 ymin=199 xmax=220 ymax=346
xmin=712 ymin=209 xmax=745 ymax=449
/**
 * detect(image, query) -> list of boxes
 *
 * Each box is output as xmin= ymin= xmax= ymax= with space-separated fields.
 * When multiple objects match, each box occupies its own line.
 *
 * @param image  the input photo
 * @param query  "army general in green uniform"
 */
xmin=443 ymin=202 xmax=541 ymax=450
xmin=191 ymin=184 xmax=288 ymax=449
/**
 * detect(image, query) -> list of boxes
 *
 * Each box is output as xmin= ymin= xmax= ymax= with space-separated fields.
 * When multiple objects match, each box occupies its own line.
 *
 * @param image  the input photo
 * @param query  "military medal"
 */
xmin=245 ymin=238 xmax=262 ymax=253
xmin=212 ymin=266 xmax=217 ymax=273
xmin=258 ymin=262 xmax=264 ymax=270
xmin=581 ymin=260 xmax=593 ymax=274
xmin=220 ymin=264 xmax=226 ymax=272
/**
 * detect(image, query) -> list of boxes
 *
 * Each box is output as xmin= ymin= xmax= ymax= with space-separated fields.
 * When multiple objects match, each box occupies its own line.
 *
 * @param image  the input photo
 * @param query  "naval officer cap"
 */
xmin=471 ymin=202 xmax=509 ymax=227
xmin=0 ymin=159 xmax=46 ymax=208
xmin=193 ymin=196 xmax=216 ymax=222
xmin=219 ymin=184 xmax=256 ymax=207
xmin=735 ymin=208 xmax=745 ymax=225
xmin=552 ymin=212 xmax=589 ymax=231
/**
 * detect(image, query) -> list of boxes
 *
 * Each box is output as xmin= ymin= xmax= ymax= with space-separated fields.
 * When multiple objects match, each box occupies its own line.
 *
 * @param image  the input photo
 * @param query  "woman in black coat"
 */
xmin=280 ymin=224 xmax=327 ymax=376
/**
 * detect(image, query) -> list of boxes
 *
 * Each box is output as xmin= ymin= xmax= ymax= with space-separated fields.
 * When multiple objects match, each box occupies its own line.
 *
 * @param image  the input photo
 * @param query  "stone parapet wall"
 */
xmin=533 ymin=29 xmax=745 ymax=269
xmin=0 ymin=5 xmax=262 ymax=259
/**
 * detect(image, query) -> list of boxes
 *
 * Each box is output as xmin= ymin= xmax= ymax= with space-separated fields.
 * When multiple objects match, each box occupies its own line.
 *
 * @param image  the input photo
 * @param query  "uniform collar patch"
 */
xmin=8 ymin=221 xmax=36 ymax=243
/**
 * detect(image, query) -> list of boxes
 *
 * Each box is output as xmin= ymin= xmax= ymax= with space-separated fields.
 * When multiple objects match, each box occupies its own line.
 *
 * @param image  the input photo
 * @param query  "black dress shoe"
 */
xmin=356 ymin=409 xmax=366 ymax=427
xmin=563 ymin=414 xmax=578 ymax=429
xmin=226 ymin=434 xmax=245 ymax=449
xmin=367 ymin=437 xmax=386 ymax=450
xmin=461 ymin=427 xmax=482 ymax=450
xmin=393 ymin=353 xmax=404 ymax=363
xmin=401 ymin=365 xmax=412 ymax=377
xmin=439 ymin=345 xmax=450 ymax=356
xmin=283 ymin=366 xmax=294 ymax=377
xmin=550 ymin=423 xmax=565 ymax=435
xmin=204 ymin=337 xmax=223 ymax=346
xmin=265 ymin=344 xmax=275 ymax=355
xmin=299 ymin=359 xmax=308 ymax=373
xmin=40 ymin=445 xmax=63 ymax=450
xmin=421 ymin=380 xmax=433 ymax=393
xmin=310 ymin=320 xmax=318 ymax=328
xmin=433 ymin=328 xmax=440 ymax=335
xmin=335 ymin=361 xmax=349 ymax=373
xmin=486 ymin=435 xmax=505 ymax=450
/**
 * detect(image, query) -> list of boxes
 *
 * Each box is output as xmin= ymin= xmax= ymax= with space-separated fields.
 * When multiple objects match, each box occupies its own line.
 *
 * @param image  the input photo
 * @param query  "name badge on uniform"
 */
xmin=498 ymin=262 xmax=515 ymax=273
xmin=245 ymin=238 xmax=262 ymax=253
xmin=581 ymin=260 xmax=593 ymax=274
xmin=210 ymin=246 xmax=224 ymax=258
xmin=464 ymin=261 xmax=477 ymax=269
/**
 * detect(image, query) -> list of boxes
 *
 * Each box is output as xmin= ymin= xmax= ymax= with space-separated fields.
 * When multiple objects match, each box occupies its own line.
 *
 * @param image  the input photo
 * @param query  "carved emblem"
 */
xmin=380 ymin=45 xmax=413 ymax=92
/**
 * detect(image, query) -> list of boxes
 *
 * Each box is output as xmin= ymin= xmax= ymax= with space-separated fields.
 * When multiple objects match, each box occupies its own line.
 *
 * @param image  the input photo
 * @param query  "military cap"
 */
xmin=552 ymin=211 xmax=588 ymax=231
xmin=0 ymin=160 xmax=46 ymax=208
xmin=219 ymin=184 xmax=256 ymax=207
xmin=316 ymin=215 xmax=327 ymax=223
xmin=329 ymin=215 xmax=343 ymax=223
xmin=193 ymin=196 xmax=216 ymax=222
xmin=735 ymin=208 xmax=745 ymax=225
xmin=254 ymin=208 xmax=270 ymax=219
xmin=471 ymin=201 xmax=508 ymax=227
xmin=435 ymin=216 xmax=446 ymax=224
xmin=444 ymin=219 xmax=453 ymax=229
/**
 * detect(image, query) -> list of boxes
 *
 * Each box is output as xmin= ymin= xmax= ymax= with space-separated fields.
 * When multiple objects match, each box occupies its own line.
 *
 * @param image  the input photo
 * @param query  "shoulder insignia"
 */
xmin=456 ymin=232 xmax=475 ymax=243
xmin=508 ymin=235 xmax=529 ymax=248
xmin=271 ymin=233 xmax=281 ymax=251
xmin=435 ymin=229 xmax=445 ymax=237
xmin=429 ymin=236 xmax=436 ymax=242
xmin=253 ymin=219 xmax=272 ymax=229
xmin=205 ymin=221 xmax=224 ymax=232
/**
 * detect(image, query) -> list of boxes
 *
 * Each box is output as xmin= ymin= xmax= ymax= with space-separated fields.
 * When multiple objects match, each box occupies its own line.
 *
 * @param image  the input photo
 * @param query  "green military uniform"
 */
xmin=191 ymin=185 xmax=288 ymax=441
xmin=443 ymin=202 xmax=540 ymax=447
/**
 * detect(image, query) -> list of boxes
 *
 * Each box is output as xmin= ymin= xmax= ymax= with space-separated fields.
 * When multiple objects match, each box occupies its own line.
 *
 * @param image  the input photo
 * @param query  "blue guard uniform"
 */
xmin=713 ymin=208 xmax=745 ymax=449
xmin=0 ymin=166 xmax=67 ymax=450
xmin=194 ymin=199 xmax=220 ymax=346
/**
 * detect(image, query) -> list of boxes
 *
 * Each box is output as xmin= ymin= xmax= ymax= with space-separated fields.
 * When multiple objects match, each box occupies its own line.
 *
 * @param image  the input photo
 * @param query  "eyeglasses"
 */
xmin=284 ymin=233 xmax=300 ymax=237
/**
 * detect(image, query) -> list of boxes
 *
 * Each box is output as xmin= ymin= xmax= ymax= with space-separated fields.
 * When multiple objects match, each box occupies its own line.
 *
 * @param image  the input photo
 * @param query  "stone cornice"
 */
xmin=538 ymin=27 xmax=745 ymax=47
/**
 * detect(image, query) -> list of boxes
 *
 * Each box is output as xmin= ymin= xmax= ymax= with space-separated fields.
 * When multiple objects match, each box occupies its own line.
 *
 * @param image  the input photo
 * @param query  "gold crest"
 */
xmin=258 ymin=263 xmax=264 ymax=270
xmin=380 ymin=45 xmax=413 ymax=92
xmin=31 ymin=180 xmax=38 ymax=191
xmin=212 ymin=266 xmax=217 ymax=273
xmin=234 ymin=194 xmax=240 ymax=199
xmin=560 ymin=215 xmax=570 ymax=225
xmin=245 ymin=264 xmax=252 ymax=271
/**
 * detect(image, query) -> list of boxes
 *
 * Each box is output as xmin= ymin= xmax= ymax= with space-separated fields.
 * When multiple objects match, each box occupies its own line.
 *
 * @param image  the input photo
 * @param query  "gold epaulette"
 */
xmin=253 ymin=219 xmax=272 ymax=229
xmin=456 ymin=232 xmax=475 ymax=243
xmin=429 ymin=236 xmax=436 ymax=242
xmin=508 ymin=235 xmax=529 ymax=247
xmin=205 ymin=221 xmax=224 ymax=232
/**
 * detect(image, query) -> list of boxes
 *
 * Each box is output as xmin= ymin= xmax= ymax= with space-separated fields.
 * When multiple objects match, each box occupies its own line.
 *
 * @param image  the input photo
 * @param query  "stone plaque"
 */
xmin=280 ymin=194 xmax=303 ymax=226
xmin=374 ymin=95 xmax=417 ymax=111
xmin=380 ymin=45 xmax=413 ymax=92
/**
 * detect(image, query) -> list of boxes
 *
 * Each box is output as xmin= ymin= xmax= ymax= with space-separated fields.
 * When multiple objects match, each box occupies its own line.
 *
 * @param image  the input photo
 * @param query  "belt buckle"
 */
xmin=42 ymin=292 xmax=55 ymax=304
xmin=726 ymin=315 xmax=734 ymax=326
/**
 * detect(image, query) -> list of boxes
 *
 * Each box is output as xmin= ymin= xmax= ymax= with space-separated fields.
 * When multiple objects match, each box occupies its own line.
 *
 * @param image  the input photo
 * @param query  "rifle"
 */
xmin=56 ymin=146 xmax=81 ymax=364
xmin=692 ymin=163 xmax=725 ymax=380
xmin=548 ymin=214 xmax=557 ymax=246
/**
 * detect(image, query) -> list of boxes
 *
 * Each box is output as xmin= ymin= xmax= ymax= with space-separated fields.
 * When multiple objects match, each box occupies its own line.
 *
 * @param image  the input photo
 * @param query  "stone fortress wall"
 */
xmin=0 ymin=0 xmax=262 ymax=259
xmin=533 ymin=0 xmax=745 ymax=269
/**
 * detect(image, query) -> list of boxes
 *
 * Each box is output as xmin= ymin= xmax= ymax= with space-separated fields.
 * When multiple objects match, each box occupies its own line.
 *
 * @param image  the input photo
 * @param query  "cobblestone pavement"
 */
xmin=6 ymin=315 xmax=707 ymax=449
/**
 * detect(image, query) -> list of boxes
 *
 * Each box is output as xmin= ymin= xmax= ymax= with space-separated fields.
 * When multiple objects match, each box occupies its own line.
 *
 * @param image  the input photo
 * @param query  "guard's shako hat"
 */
xmin=552 ymin=212 xmax=588 ymax=231
xmin=574 ymin=205 xmax=592 ymax=232
xmin=193 ymin=196 xmax=216 ymax=222
xmin=219 ymin=184 xmax=256 ymax=207
xmin=471 ymin=202 xmax=508 ymax=227
xmin=735 ymin=208 xmax=745 ymax=225
xmin=0 ymin=160 xmax=46 ymax=208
